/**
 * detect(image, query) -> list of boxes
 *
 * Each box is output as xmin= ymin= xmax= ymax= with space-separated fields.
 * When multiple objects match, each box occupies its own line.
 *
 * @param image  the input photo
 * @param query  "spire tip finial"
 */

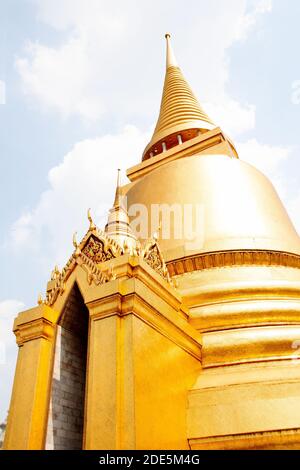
xmin=113 ymin=168 xmax=122 ymax=208
xmin=117 ymin=168 xmax=121 ymax=188
xmin=165 ymin=32 xmax=177 ymax=68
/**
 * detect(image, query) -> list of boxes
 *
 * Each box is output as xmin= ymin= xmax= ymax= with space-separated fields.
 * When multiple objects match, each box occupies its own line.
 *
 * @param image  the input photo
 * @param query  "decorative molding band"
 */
xmin=189 ymin=427 xmax=300 ymax=450
xmin=127 ymin=127 xmax=237 ymax=182
xmin=87 ymin=291 xmax=202 ymax=361
xmin=190 ymin=299 xmax=300 ymax=333
xmin=131 ymin=260 xmax=185 ymax=314
xmin=167 ymin=249 xmax=300 ymax=276
xmin=14 ymin=318 xmax=55 ymax=346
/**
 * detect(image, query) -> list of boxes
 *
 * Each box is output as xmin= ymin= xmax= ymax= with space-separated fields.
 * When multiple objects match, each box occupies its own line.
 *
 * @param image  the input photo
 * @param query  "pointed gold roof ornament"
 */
xmin=105 ymin=169 xmax=138 ymax=253
xmin=113 ymin=169 xmax=122 ymax=208
xmin=142 ymin=34 xmax=215 ymax=161
xmin=72 ymin=231 xmax=81 ymax=257
xmin=153 ymin=221 xmax=162 ymax=242
xmin=51 ymin=265 xmax=60 ymax=281
xmin=72 ymin=232 xmax=78 ymax=249
xmin=87 ymin=208 xmax=96 ymax=231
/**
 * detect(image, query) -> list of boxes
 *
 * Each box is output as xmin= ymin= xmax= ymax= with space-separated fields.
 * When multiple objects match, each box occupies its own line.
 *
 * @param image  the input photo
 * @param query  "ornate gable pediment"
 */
xmin=41 ymin=215 xmax=173 ymax=308
xmin=45 ymin=251 xmax=111 ymax=307
xmin=142 ymin=238 xmax=172 ymax=285
xmin=79 ymin=226 xmax=123 ymax=263
xmin=44 ymin=228 xmax=122 ymax=307
xmin=82 ymin=235 xmax=115 ymax=264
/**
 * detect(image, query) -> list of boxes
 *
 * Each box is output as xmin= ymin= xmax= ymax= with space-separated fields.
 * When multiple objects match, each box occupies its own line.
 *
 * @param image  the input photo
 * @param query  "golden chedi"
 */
xmin=4 ymin=35 xmax=300 ymax=450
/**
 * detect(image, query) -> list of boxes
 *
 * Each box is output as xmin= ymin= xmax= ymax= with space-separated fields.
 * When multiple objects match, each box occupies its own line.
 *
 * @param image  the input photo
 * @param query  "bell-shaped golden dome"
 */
xmin=126 ymin=154 xmax=300 ymax=260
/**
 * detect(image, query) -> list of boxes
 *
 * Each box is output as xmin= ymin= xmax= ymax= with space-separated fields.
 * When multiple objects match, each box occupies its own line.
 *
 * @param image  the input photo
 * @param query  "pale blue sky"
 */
xmin=0 ymin=0 xmax=299 ymax=421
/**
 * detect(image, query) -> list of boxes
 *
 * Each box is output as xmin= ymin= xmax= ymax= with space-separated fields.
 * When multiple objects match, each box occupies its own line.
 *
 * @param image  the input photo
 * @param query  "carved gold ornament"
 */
xmin=82 ymin=235 xmax=114 ymax=264
xmin=142 ymin=238 xmax=172 ymax=284
xmin=43 ymin=213 xmax=173 ymax=307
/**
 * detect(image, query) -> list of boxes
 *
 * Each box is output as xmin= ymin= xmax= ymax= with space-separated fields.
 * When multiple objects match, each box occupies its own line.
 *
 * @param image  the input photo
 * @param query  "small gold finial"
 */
xmin=73 ymin=232 xmax=81 ymax=257
xmin=73 ymin=232 xmax=78 ymax=249
xmin=87 ymin=208 xmax=96 ymax=230
xmin=153 ymin=221 xmax=162 ymax=242
xmin=51 ymin=266 xmax=58 ymax=281
xmin=37 ymin=293 xmax=44 ymax=306
xmin=51 ymin=265 xmax=60 ymax=280
xmin=165 ymin=33 xmax=171 ymax=39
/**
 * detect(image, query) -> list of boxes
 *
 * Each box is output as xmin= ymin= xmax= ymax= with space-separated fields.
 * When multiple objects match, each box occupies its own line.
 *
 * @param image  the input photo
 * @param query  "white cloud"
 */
xmin=234 ymin=0 xmax=272 ymax=41
xmin=16 ymin=0 xmax=273 ymax=124
xmin=8 ymin=125 xmax=150 ymax=269
xmin=237 ymin=138 xmax=300 ymax=235
xmin=16 ymin=38 xmax=99 ymax=120
xmin=205 ymin=99 xmax=256 ymax=137
xmin=292 ymin=80 xmax=300 ymax=105
xmin=0 ymin=299 xmax=25 ymax=422
xmin=237 ymin=138 xmax=292 ymax=203
xmin=237 ymin=138 xmax=291 ymax=177
xmin=287 ymin=192 xmax=300 ymax=235
xmin=0 ymin=80 xmax=5 ymax=105
xmin=16 ymin=0 xmax=135 ymax=120
xmin=0 ymin=300 xmax=24 ymax=359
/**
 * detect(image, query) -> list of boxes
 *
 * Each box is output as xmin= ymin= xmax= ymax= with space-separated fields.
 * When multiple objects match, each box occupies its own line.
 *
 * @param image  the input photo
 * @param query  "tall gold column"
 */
xmin=84 ymin=304 xmax=135 ymax=450
xmin=83 ymin=255 xmax=201 ymax=450
xmin=4 ymin=305 xmax=56 ymax=450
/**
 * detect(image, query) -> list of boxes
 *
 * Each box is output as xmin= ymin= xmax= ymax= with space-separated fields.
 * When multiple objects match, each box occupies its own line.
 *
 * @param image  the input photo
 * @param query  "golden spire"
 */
xmin=113 ymin=169 xmax=121 ymax=208
xmin=105 ymin=169 xmax=137 ymax=252
xmin=142 ymin=34 xmax=215 ymax=161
